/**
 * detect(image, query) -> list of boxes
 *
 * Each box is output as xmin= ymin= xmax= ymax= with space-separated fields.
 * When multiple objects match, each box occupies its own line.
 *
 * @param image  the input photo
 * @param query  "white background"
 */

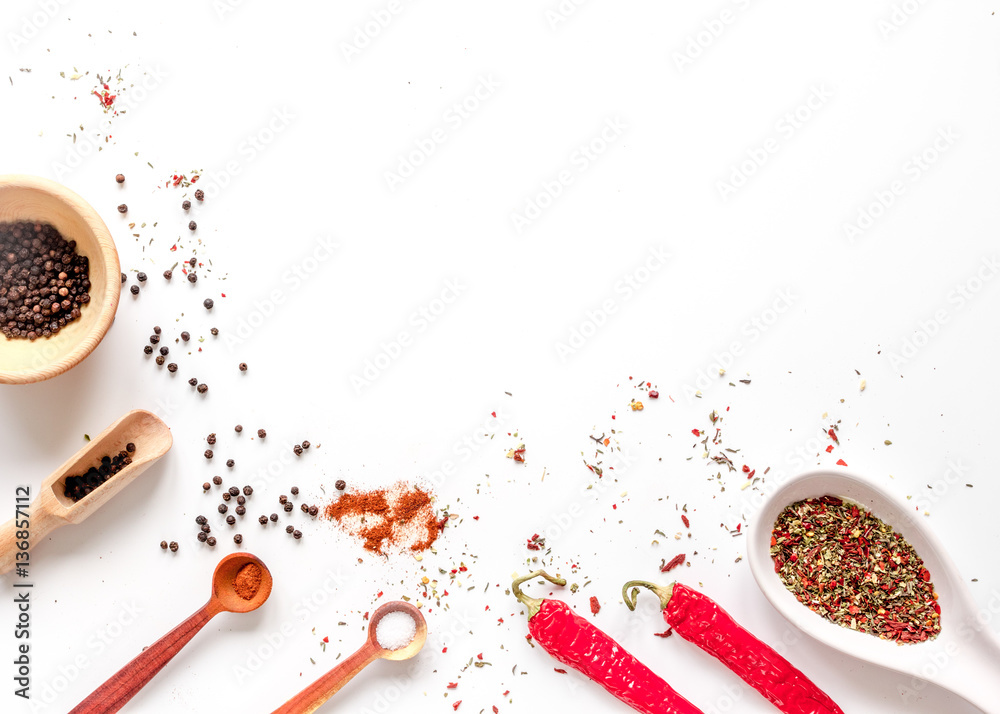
xmin=2 ymin=1 xmax=1000 ymax=713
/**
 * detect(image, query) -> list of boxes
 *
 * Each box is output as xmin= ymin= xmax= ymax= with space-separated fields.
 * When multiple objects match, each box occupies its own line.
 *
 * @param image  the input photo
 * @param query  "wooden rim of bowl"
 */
xmin=0 ymin=174 xmax=120 ymax=384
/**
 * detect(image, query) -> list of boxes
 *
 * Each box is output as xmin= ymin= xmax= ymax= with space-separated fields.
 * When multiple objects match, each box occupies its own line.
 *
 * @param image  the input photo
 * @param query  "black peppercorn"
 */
xmin=169 ymin=541 xmax=178 ymax=552
xmin=235 ymin=505 xmax=246 ymax=515
xmin=234 ymin=534 xmax=243 ymax=544
xmin=204 ymin=449 xmax=213 ymax=459
xmin=153 ymin=326 xmax=161 ymax=335
xmin=115 ymin=173 xmax=125 ymax=183
xmin=137 ymin=272 xmax=147 ymax=283
xmin=212 ymin=476 xmax=222 ymax=485
xmin=270 ymin=513 xmax=278 ymax=522
xmin=163 ymin=269 xmax=172 ymax=280
xmin=202 ymin=482 xmax=210 ymax=491
xmin=188 ymin=377 xmax=198 ymax=386
xmin=228 ymin=486 xmax=239 ymax=497
xmin=181 ymin=331 xmax=190 ymax=341
xmin=218 ymin=503 xmax=228 ymax=514
xmin=242 ymin=485 xmax=253 ymax=496
xmin=278 ymin=495 xmax=288 ymax=504
xmin=283 ymin=502 xmax=293 ymax=513
xmin=155 ymin=355 xmax=165 ymax=366
xmin=194 ymin=189 xmax=205 ymax=201
xmin=258 ymin=515 xmax=268 ymax=525
xmin=237 ymin=495 xmax=246 ymax=505
xmin=117 ymin=204 xmax=128 ymax=214
xmin=187 ymin=272 xmax=197 ymax=283
xmin=293 ymin=530 xmax=302 ymax=540
xmin=182 ymin=200 xmax=191 ymax=210
xmin=188 ymin=221 xmax=197 ymax=231
xmin=258 ymin=429 xmax=266 ymax=438
xmin=226 ymin=515 xmax=236 ymax=526
xmin=197 ymin=383 xmax=208 ymax=394
xmin=308 ymin=505 xmax=319 ymax=517
xmin=206 ymin=536 xmax=216 ymax=547
xmin=167 ymin=363 xmax=177 ymax=373
xmin=222 ymin=492 xmax=231 ymax=502
xmin=235 ymin=424 xmax=243 ymax=433
xmin=143 ymin=345 xmax=153 ymax=355
xmin=201 ymin=524 xmax=211 ymax=533
xmin=291 ymin=486 xmax=299 ymax=495
xmin=300 ymin=503 xmax=309 ymax=513
xmin=203 ymin=298 xmax=214 ymax=310
xmin=197 ymin=532 xmax=208 ymax=543
xmin=130 ymin=285 xmax=139 ymax=295
xmin=189 ymin=257 xmax=197 ymax=268
xmin=150 ymin=334 xmax=160 ymax=344
xmin=210 ymin=327 xmax=219 ymax=336
xmin=285 ymin=525 xmax=294 ymax=534
xmin=207 ymin=433 xmax=216 ymax=445
xmin=196 ymin=515 xmax=207 ymax=525
xmin=159 ymin=346 xmax=169 ymax=356
xmin=302 ymin=441 xmax=310 ymax=449
xmin=160 ymin=540 xmax=168 ymax=550
xmin=335 ymin=479 xmax=346 ymax=491
xmin=239 ymin=362 xmax=248 ymax=372
xmin=226 ymin=459 xmax=234 ymax=468
xmin=121 ymin=272 xmax=127 ymax=284
xmin=293 ymin=445 xmax=303 ymax=456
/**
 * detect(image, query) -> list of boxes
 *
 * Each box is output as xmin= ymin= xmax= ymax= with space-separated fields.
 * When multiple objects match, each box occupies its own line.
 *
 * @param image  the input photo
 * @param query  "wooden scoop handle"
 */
xmin=271 ymin=641 xmax=381 ymax=714
xmin=0 ymin=492 xmax=66 ymax=575
xmin=69 ymin=601 xmax=221 ymax=714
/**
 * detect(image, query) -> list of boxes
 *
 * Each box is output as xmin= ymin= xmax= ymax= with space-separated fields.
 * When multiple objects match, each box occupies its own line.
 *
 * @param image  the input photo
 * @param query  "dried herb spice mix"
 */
xmin=771 ymin=496 xmax=941 ymax=643
xmin=1 ymin=221 xmax=91 ymax=339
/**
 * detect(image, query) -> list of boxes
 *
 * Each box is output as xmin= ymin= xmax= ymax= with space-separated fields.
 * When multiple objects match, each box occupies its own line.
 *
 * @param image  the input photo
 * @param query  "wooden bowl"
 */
xmin=0 ymin=175 xmax=120 ymax=384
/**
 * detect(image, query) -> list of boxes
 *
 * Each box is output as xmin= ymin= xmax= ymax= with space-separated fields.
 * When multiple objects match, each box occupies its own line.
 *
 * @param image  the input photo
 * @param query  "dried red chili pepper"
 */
xmin=622 ymin=580 xmax=843 ymax=714
xmin=513 ymin=571 xmax=703 ymax=714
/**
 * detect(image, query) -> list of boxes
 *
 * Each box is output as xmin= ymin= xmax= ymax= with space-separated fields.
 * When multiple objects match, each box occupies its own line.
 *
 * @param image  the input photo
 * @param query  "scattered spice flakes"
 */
xmin=506 ymin=443 xmax=526 ymax=462
xmin=589 ymin=596 xmax=601 ymax=615
xmin=661 ymin=553 xmax=686 ymax=572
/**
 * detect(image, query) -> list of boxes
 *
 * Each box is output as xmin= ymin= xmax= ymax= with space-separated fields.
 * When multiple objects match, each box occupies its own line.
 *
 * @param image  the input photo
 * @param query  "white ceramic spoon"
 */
xmin=747 ymin=468 xmax=1000 ymax=714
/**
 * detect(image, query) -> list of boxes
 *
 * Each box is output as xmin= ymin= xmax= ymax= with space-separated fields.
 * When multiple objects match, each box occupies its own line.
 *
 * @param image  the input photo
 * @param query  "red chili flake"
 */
xmin=589 ymin=596 xmax=601 ymax=615
xmin=322 ymin=636 xmax=328 ymax=643
xmin=661 ymin=554 xmax=686 ymax=572
xmin=747 ymin=469 xmax=755 ymax=479
xmin=836 ymin=459 xmax=848 ymax=466
xmin=459 ymin=566 xmax=468 ymax=572
xmin=485 ymin=605 xmax=490 ymax=611
xmin=513 ymin=447 xmax=525 ymax=463
xmin=473 ymin=515 xmax=479 ymax=520
xmin=376 ymin=591 xmax=383 ymax=598
xmin=477 ymin=653 xmax=483 ymax=660
xmin=742 ymin=464 xmax=750 ymax=473
xmin=453 ymin=701 xmax=462 ymax=710
xmin=497 ymin=617 xmax=504 ymax=624
xmin=649 ymin=390 xmax=659 ymax=399
xmin=736 ymin=523 xmax=741 ymax=532
xmin=442 ymin=646 xmax=448 ymax=653
xmin=691 ymin=429 xmax=701 ymax=436
xmin=491 ymin=411 xmax=496 ymax=418
xmin=826 ymin=445 xmax=834 ymax=453
xmin=447 ymin=683 xmax=458 ymax=689
xmin=493 ymin=707 xmax=499 ymax=714
xmin=681 ymin=514 xmax=690 ymax=528
xmin=363 ymin=611 xmax=369 ymax=620
xmin=828 ymin=428 xmax=839 ymax=443
xmin=554 ymin=668 xmax=567 ymax=674
xmin=653 ymin=629 xmax=673 ymax=638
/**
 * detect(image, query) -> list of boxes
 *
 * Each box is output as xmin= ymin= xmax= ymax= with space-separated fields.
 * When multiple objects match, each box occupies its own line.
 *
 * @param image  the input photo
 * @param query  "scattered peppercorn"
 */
xmin=188 ymin=257 xmax=196 ymax=268
xmin=335 ymin=479 xmax=346 ymax=491
xmin=167 ymin=363 xmax=178 ymax=373
xmin=210 ymin=327 xmax=219 ymax=336
xmin=205 ymin=450 xmax=213 ymax=459
xmin=235 ymin=505 xmax=246 ymax=516
xmin=204 ymin=298 xmax=214 ymax=310
xmin=207 ymin=433 xmax=216 ymax=445
xmin=234 ymin=534 xmax=243 ymax=544
xmin=206 ymin=537 xmax=216 ymax=547
xmin=187 ymin=273 xmax=197 ymax=284
xmin=242 ymin=485 xmax=253 ymax=496
xmin=201 ymin=524 xmax=211 ymax=534
xmin=291 ymin=486 xmax=299 ymax=496
xmin=197 ymin=383 xmax=208 ymax=394
xmin=117 ymin=204 xmax=128 ymax=214
xmin=197 ymin=532 xmax=208 ymax=543
xmin=278 ymin=495 xmax=288 ymax=504
xmin=163 ymin=269 xmax=172 ymax=280
xmin=181 ymin=200 xmax=191 ymax=210
xmin=300 ymin=503 xmax=309 ymax=513
xmin=202 ymin=482 xmax=210 ymax=491
xmin=218 ymin=504 xmax=228 ymax=514
xmin=293 ymin=530 xmax=302 ymax=540
xmin=143 ymin=345 xmax=153 ymax=355
xmin=258 ymin=515 xmax=268 ymax=525
xmin=302 ymin=441 xmax=310 ymax=449
xmin=258 ymin=429 xmax=266 ymax=438
xmin=150 ymin=334 xmax=160 ymax=344
xmin=270 ymin=513 xmax=278 ymax=522
xmin=293 ymin=445 xmax=303 ymax=456
xmin=137 ymin=272 xmax=147 ymax=283
xmin=115 ymin=174 xmax=125 ymax=184
xmin=213 ymin=476 xmax=222 ymax=485
xmin=130 ymin=285 xmax=139 ymax=295
xmin=194 ymin=189 xmax=205 ymax=201
xmin=308 ymin=505 xmax=319 ymax=517
xmin=235 ymin=424 xmax=243 ymax=433
xmin=222 ymin=492 xmax=231 ymax=502
xmin=285 ymin=525 xmax=294 ymax=534
xmin=283 ymin=503 xmax=293 ymax=513
xmin=121 ymin=272 xmax=126 ymax=284
xmin=181 ymin=331 xmax=190 ymax=341
xmin=228 ymin=486 xmax=239 ymax=497
xmin=188 ymin=221 xmax=197 ymax=231
xmin=159 ymin=346 xmax=169 ymax=356
xmin=226 ymin=515 xmax=236 ymax=526
xmin=188 ymin=377 xmax=198 ymax=386
xmin=195 ymin=515 xmax=207 ymax=525
xmin=169 ymin=541 xmax=178 ymax=552
xmin=160 ymin=540 xmax=168 ymax=550
xmin=239 ymin=362 xmax=248 ymax=372
xmin=155 ymin=355 xmax=165 ymax=366
xmin=226 ymin=459 xmax=234 ymax=468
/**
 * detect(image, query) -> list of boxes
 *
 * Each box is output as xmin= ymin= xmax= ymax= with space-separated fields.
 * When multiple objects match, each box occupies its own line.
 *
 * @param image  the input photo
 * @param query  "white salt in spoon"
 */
xmin=272 ymin=601 xmax=427 ymax=714
xmin=748 ymin=468 xmax=1000 ymax=713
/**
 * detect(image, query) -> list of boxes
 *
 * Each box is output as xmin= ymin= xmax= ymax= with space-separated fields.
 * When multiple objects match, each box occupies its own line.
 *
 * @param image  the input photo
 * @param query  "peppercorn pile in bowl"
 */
xmin=0 ymin=174 xmax=120 ymax=384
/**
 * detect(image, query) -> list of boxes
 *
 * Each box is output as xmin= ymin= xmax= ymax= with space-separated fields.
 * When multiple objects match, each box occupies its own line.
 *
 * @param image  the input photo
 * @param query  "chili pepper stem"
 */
xmin=512 ymin=570 xmax=567 ymax=619
xmin=622 ymin=580 xmax=675 ymax=611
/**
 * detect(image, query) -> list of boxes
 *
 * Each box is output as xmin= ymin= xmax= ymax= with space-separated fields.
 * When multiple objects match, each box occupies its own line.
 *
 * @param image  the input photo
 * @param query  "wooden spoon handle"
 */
xmin=69 ymin=602 xmax=219 ymax=714
xmin=0 ymin=496 xmax=65 ymax=575
xmin=272 ymin=643 xmax=381 ymax=714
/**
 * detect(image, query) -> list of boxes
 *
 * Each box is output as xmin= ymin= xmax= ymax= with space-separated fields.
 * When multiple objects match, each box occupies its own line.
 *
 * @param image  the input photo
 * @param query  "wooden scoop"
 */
xmin=272 ymin=600 xmax=428 ymax=714
xmin=0 ymin=409 xmax=172 ymax=575
xmin=70 ymin=552 xmax=273 ymax=713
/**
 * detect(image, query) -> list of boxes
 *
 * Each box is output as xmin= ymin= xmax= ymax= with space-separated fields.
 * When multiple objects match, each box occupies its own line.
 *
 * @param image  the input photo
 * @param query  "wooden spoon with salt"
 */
xmin=69 ymin=552 xmax=272 ymax=714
